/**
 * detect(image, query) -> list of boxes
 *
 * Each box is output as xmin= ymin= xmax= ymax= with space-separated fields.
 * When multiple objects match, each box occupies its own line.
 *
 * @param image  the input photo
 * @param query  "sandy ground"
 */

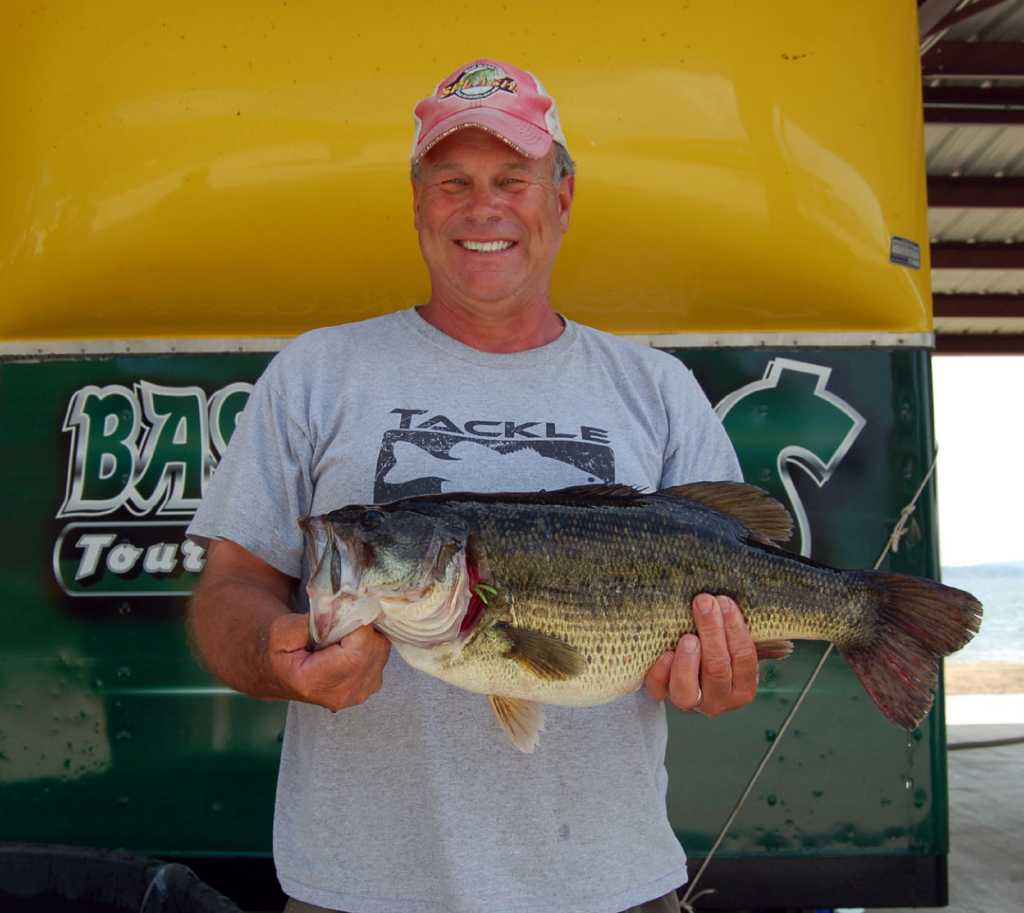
xmin=944 ymin=661 xmax=1024 ymax=694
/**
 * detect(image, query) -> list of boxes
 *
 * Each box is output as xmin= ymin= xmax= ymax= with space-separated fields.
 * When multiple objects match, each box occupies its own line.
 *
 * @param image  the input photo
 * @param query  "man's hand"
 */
xmin=189 ymin=539 xmax=390 ymax=711
xmin=644 ymin=594 xmax=759 ymax=716
xmin=267 ymin=615 xmax=390 ymax=712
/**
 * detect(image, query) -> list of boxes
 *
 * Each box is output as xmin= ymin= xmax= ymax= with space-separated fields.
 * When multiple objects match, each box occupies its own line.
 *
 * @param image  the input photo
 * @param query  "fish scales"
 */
xmin=420 ymin=498 xmax=875 ymax=704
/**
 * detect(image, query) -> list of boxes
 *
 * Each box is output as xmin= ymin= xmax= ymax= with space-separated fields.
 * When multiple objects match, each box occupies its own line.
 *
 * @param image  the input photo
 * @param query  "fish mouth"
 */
xmin=304 ymin=519 xmax=472 ymax=649
xmin=305 ymin=520 xmax=379 ymax=647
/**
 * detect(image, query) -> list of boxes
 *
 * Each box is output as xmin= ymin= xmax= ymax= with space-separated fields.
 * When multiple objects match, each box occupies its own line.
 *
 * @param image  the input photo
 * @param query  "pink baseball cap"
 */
xmin=412 ymin=59 xmax=568 ymax=163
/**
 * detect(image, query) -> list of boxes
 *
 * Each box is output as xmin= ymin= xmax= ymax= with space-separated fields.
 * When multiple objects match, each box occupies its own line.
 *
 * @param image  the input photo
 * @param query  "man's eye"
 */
xmin=441 ymin=178 xmax=468 ymax=189
xmin=499 ymin=178 xmax=526 ymax=188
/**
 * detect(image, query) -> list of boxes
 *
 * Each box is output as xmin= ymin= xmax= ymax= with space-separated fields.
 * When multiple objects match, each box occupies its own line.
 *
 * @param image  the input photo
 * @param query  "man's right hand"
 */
xmin=267 ymin=615 xmax=390 ymax=711
xmin=188 ymin=539 xmax=389 ymax=710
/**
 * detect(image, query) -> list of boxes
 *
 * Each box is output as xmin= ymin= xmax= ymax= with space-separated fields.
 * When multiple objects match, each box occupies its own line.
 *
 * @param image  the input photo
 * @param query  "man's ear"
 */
xmin=558 ymin=174 xmax=575 ymax=232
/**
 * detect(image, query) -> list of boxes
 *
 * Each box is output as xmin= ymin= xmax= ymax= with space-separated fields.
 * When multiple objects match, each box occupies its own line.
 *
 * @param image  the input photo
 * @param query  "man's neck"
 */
xmin=416 ymin=297 xmax=565 ymax=353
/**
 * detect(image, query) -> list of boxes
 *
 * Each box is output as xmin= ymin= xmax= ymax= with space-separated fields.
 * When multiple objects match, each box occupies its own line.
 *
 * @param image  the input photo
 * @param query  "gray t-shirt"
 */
xmin=188 ymin=308 xmax=741 ymax=913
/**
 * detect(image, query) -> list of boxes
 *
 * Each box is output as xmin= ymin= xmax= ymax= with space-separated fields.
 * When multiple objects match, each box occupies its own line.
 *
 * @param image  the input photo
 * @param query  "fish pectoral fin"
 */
xmin=491 ymin=623 xmax=588 ymax=681
xmin=489 ymin=695 xmax=545 ymax=753
xmin=658 ymin=481 xmax=793 ymax=545
xmin=755 ymin=639 xmax=795 ymax=661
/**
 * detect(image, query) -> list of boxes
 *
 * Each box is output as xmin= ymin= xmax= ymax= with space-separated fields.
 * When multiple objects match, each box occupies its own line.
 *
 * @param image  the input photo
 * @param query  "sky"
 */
xmin=932 ymin=355 xmax=1024 ymax=568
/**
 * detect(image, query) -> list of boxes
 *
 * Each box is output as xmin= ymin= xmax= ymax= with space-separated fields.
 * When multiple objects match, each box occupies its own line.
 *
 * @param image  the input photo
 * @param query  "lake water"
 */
xmin=941 ymin=564 xmax=1024 ymax=665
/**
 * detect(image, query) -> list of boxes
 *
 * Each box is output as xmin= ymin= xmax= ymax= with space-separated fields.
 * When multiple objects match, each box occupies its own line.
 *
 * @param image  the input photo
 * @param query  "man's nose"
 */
xmin=463 ymin=184 xmax=502 ymax=220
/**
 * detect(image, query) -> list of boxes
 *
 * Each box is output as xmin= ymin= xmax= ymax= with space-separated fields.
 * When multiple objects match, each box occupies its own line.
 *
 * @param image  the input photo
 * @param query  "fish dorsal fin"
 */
xmin=490 ymin=623 xmax=588 ymax=681
xmin=489 ymin=695 xmax=544 ymax=753
xmin=659 ymin=482 xmax=793 ymax=544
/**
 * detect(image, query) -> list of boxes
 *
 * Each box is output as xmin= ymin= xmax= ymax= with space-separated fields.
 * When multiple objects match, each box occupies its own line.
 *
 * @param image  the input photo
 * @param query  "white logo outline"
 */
xmin=715 ymin=358 xmax=866 ymax=557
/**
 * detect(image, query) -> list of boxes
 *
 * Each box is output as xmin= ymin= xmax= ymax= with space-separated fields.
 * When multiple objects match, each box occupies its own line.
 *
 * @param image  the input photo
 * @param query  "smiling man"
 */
xmin=187 ymin=59 xmax=759 ymax=913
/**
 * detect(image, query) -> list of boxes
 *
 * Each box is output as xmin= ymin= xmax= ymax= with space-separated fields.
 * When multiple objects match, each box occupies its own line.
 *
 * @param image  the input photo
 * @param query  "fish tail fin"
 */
xmin=838 ymin=571 xmax=982 ymax=729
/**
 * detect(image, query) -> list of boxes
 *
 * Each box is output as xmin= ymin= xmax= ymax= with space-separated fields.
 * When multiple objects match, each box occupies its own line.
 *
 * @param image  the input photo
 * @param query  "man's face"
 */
xmin=412 ymin=129 xmax=574 ymax=311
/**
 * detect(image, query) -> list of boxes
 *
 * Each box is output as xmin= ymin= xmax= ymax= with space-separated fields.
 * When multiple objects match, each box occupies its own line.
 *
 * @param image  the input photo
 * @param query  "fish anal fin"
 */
xmin=659 ymin=482 xmax=793 ymax=544
xmin=493 ymin=623 xmax=588 ymax=681
xmin=755 ymin=639 xmax=795 ymax=661
xmin=489 ymin=695 xmax=544 ymax=753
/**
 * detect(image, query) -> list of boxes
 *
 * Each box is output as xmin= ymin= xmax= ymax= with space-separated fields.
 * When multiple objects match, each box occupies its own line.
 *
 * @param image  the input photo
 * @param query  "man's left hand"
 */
xmin=643 ymin=593 xmax=759 ymax=716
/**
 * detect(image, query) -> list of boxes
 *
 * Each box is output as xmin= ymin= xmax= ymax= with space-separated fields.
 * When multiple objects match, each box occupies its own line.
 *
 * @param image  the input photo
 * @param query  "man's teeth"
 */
xmin=459 ymin=240 xmax=514 ymax=252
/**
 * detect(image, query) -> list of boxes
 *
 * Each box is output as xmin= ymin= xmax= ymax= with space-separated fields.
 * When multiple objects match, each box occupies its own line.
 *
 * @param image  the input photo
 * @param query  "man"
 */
xmin=188 ymin=59 xmax=759 ymax=913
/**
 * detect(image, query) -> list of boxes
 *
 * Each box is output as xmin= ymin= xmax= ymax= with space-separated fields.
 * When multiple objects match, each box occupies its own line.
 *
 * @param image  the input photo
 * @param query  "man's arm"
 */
xmin=188 ymin=539 xmax=390 ymax=711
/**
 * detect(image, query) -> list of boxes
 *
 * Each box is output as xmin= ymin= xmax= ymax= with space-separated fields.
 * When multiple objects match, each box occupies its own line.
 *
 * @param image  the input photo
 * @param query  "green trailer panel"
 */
xmin=0 ymin=345 xmax=947 ymax=906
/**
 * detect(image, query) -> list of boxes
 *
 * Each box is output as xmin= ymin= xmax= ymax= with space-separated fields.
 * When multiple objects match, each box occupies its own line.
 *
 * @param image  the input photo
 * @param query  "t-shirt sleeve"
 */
xmin=186 ymin=366 xmax=312 ymax=579
xmin=659 ymin=363 xmax=742 ymax=487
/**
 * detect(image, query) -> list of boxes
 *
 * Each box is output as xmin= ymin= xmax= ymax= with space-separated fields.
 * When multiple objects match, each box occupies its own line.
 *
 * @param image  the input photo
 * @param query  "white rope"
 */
xmin=679 ymin=450 xmax=939 ymax=913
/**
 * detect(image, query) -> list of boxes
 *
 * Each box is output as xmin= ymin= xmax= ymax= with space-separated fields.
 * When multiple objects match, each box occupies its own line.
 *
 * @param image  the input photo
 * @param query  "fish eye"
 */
xmin=360 ymin=509 xmax=386 ymax=531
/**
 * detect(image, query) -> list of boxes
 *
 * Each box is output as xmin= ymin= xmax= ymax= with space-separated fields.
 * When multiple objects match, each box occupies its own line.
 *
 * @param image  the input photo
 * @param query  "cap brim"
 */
xmin=413 ymin=108 xmax=552 ymax=162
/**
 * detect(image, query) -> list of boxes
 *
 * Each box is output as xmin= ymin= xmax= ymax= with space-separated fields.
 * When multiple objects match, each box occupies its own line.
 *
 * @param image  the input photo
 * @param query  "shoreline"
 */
xmin=944 ymin=661 xmax=1024 ymax=695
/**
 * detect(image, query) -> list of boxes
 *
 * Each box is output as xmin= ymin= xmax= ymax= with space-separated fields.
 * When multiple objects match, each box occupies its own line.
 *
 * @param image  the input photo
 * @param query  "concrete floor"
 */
xmin=870 ymin=720 xmax=1024 ymax=913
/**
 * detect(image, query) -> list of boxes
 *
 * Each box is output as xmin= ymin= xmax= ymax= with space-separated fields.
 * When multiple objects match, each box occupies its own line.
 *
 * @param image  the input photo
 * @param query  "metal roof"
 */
xmin=941 ymin=0 xmax=1024 ymax=38
xmin=928 ymin=207 xmax=1024 ymax=243
xmin=920 ymin=0 xmax=1024 ymax=351
xmin=926 ymin=124 xmax=1024 ymax=175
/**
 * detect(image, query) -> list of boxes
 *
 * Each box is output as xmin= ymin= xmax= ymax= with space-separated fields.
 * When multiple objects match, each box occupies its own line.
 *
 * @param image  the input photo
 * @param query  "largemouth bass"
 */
xmin=301 ymin=483 xmax=981 ymax=752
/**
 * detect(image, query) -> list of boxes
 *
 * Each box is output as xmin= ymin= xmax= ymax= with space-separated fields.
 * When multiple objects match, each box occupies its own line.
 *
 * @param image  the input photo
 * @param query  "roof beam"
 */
xmin=934 ymin=294 xmax=1024 ymax=318
xmin=924 ymin=85 xmax=1024 ymax=108
xmin=924 ymin=105 xmax=1024 ymax=125
xmin=923 ymin=84 xmax=1024 ymax=124
xmin=928 ymin=177 xmax=1024 ymax=207
xmin=921 ymin=41 xmax=1024 ymax=78
xmin=935 ymin=333 xmax=1024 ymax=355
xmin=931 ymin=242 xmax=1024 ymax=269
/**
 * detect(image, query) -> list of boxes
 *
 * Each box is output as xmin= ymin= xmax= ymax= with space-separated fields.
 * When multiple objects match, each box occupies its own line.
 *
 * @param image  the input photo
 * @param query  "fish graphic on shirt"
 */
xmin=383 ymin=439 xmax=599 ymax=492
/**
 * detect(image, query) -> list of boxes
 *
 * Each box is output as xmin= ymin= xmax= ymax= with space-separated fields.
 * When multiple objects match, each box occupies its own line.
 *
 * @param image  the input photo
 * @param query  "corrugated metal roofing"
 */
xmin=942 ymin=0 xmax=1024 ymax=41
xmin=933 ymin=315 xmax=1024 ymax=332
xmin=926 ymin=124 xmax=1024 ymax=176
xmin=931 ymin=266 xmax=1024 ymax=293
xmin=928 ymin=207 xmax=1024 ymax=241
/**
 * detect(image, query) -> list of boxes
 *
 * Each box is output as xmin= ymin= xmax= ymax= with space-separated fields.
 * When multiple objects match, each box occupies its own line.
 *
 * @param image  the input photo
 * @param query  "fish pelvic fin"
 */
xmin=658 ymin=481 xmax=793 ymax=545
xmin=840 ymin=571 xmax=983 ymax=729
xmin=489 ymin=623 xmax=588 ymax=681
xmin=489 ymin=695 xmax=544 ymax=753
xmin=755 ymin=639 xmax=795 ymax=661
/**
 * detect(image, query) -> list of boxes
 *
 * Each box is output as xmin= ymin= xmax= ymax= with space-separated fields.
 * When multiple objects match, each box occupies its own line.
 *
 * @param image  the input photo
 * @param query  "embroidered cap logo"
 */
xmin=440 ymin=63 xmax=517 ymax=100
